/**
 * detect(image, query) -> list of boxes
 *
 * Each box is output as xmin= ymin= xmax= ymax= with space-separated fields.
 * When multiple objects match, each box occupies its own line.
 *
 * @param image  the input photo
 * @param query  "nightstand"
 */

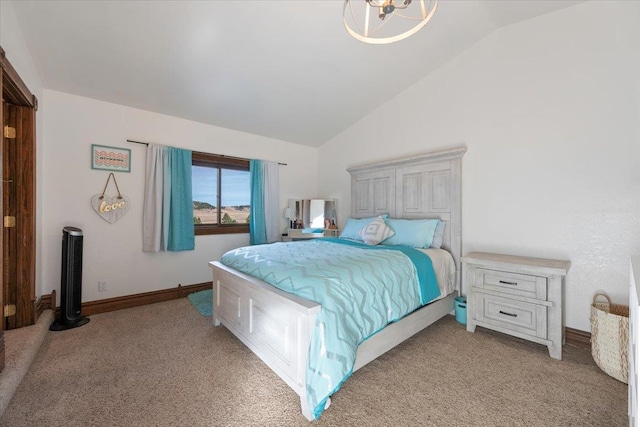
xmin=463 ymin=252 xmax=570 ymax=360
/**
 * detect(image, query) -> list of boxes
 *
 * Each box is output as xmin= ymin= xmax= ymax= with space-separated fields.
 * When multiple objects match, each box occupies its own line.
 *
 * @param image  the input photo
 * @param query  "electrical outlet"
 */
xmin=98 ymin=280 xmax=108 ymax=292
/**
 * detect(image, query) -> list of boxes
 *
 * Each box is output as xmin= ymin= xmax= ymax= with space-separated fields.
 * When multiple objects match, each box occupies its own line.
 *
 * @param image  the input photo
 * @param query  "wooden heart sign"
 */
xmin=91 ymin=194 xmax=131 ymax=223
xmin=92 ymin=173 xmax=130 ymax=224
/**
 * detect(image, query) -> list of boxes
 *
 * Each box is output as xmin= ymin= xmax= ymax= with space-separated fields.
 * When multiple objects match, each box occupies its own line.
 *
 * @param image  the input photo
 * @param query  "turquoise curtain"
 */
xmin=249 ymin=159 xmax=280 ymax=245
xmin=250 ymin=159 xmax=267 ymax=245
xmin=142 ymin=145 xmax=194 ymax=252
xmin=167 ymin=148 xmax=195 ymax=251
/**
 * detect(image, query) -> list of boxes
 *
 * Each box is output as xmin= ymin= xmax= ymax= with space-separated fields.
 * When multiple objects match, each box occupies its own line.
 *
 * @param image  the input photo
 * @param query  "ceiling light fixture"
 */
xmin=343 ymin=0 xmax=438 ymax=45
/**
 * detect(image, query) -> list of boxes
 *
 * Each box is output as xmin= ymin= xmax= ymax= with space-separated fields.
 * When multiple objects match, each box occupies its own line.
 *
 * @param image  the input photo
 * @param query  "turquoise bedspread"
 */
xmin=220 ymin=238 xmax=439 ymax=419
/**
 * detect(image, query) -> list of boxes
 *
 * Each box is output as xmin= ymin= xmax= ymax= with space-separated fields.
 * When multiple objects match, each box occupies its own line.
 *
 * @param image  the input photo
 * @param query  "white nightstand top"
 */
xmin=462 ymin=252 xmax=570 ymax=276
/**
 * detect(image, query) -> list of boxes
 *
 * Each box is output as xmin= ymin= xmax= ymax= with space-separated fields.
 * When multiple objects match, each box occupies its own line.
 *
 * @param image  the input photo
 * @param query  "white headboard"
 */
xmin=347 ymin=147 xmax=466 ymax=288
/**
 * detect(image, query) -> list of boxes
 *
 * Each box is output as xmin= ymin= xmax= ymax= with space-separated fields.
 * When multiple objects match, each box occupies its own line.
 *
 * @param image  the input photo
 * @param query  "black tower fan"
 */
xmin=50 ymin=226 xmax=90 ymax=331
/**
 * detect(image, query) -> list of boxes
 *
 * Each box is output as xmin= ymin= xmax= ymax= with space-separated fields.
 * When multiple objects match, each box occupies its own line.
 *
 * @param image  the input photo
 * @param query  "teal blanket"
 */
xmin=220 ymin=239 xmax=439 ymax=419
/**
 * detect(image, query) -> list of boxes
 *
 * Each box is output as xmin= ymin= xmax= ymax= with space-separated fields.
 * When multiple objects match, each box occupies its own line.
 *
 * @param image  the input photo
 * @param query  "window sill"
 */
xmin=195 ymin=225 xmax=250 ymax=236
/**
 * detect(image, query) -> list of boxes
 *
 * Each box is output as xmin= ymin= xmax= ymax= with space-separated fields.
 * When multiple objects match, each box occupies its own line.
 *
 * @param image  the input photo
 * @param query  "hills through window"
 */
xmin=192 ymin=152 xmax=250 ymax=235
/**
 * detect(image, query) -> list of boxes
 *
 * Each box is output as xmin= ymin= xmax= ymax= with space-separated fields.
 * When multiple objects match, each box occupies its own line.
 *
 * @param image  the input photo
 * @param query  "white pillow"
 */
xmin=359 ymin=216 xmax=395 ymax=246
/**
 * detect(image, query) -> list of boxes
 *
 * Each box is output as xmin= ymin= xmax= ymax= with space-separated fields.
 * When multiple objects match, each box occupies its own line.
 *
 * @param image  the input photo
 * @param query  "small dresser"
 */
xmin=463 ymin=252 xmax=570 ymax=360
xmin=282 ymin=228 xmax=339 ymax=242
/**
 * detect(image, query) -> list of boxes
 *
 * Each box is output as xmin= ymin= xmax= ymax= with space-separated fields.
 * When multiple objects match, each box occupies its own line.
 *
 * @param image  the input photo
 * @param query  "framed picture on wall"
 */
xmin=91 ymin=144 xmax=131 ymax=172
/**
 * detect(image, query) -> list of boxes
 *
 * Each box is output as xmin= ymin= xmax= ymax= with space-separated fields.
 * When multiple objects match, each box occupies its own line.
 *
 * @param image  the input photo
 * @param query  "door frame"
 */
xmin=0 ymin=45 xmax=37 ymax=330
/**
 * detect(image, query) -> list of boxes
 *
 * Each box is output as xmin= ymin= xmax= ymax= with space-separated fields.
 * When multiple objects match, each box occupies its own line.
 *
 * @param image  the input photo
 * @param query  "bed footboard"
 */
xmin=210 ymin=261 xmax=456 ymax=420
xmin=210 ymin=261 xmax=321 ymax=420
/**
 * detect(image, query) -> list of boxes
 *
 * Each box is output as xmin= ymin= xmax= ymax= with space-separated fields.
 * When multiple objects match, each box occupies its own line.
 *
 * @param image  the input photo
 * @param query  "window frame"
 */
xmin=192 ymin=151 xmax=250 ymax=236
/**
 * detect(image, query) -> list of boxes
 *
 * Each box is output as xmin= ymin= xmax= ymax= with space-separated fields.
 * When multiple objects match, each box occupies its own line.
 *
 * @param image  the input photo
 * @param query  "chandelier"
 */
xmin=343 ymin=0 xmax=439 ymax=45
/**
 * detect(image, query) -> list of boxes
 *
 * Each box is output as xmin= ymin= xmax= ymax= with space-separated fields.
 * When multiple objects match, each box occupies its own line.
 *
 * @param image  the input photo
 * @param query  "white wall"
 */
xmin=318 ymin=1 xmax=640 ymax=331
xmin=0 ymin=0 xmax=45 ymax=296
xmin=42 ymin=90 xmax=317 ymax=303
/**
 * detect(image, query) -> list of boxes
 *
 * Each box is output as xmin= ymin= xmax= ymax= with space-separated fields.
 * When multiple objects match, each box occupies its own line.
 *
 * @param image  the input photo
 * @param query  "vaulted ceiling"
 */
xmin=8 ymin=1 xmax=584 ymax=147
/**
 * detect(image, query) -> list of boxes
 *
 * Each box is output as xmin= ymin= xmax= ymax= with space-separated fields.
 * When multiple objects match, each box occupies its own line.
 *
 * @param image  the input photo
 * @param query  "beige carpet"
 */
xmin=1 ymin=298 xmax=627 ymax=426
xmin=0 ymin=309 xmax=54 ymax=416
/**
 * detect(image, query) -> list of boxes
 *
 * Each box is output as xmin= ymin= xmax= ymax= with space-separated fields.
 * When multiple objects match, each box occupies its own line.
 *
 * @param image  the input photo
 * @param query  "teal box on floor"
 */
xmin=454 ymin=296 xmax=467 ymax=325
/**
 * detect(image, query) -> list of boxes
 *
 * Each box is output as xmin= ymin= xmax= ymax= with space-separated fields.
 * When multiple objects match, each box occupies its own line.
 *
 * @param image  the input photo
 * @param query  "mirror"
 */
xmin=287 ymin=199 xmax=337 ymax=230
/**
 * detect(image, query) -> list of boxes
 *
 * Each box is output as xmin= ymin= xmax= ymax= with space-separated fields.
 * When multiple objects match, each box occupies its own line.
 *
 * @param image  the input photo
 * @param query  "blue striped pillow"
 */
xmin=339 ymin=215 xmax=389 ymax=242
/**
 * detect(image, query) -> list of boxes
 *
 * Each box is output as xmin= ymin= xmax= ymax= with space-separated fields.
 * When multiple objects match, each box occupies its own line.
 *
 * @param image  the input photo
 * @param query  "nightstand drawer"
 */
xmin=475 ymin=268 xmax=547 ymax=300
xmin=475 ymin=294 xmax=547 ymax=339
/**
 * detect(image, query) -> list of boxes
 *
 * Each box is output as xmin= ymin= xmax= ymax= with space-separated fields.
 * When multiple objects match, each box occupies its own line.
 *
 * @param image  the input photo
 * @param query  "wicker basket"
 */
xmin=590 ymin=293 xmax=629 ymax=383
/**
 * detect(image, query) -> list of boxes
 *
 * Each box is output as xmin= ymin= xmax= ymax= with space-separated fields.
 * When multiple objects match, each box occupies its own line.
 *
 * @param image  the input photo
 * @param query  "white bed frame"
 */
xmin=209 ymin=147 xmax=466 ymax=420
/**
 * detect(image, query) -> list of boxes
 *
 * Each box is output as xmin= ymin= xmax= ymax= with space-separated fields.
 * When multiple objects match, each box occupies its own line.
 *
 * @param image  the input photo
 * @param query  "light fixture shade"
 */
xmin=283 ymin=207 xmax=293 ymax=220
xmin=343 ymin=0 xmax=438 ymax=45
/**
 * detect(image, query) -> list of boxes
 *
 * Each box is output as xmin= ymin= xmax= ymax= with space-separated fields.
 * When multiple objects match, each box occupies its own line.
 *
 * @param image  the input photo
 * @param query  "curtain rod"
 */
xmin=126 ymin=139 xmax=287 ymax=166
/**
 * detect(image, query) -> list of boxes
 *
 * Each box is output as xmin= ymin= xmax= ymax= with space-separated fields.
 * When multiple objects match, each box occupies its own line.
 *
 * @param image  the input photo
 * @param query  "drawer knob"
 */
xmin=499 ymin=310 xmax=518 ymax=317
xmin=499 ymin=280 xmax=518 ymax=286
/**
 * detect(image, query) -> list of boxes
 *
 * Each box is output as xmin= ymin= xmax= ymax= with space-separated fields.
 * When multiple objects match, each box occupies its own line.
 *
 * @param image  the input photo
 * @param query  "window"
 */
xmin=192 ymin=152 xmax=250 ymax=235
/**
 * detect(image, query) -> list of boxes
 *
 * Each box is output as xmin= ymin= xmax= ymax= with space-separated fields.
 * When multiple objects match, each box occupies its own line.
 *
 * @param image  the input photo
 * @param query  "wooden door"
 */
xmin=0 ymin=62 xmax=3 ymax=372
xmin=2 ymin=101 xmax=35 ymax=330
xmin=0 ymin=46 xmax=38 ymax=375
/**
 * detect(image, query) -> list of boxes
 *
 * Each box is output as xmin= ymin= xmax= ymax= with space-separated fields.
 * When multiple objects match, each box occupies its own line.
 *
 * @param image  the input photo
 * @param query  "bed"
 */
xmin=209 ymin=147 xmax=466 ymax=420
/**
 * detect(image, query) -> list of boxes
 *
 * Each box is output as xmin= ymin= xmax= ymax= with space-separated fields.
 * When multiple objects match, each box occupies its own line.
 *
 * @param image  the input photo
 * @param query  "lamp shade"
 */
xmin=284 ymin=207 xmax=293 ymax=220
